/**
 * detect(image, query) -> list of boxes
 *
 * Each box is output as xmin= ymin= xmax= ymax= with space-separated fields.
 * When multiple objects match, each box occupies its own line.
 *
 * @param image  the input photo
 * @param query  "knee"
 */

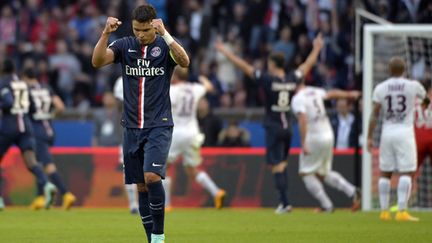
xmin=144 ymin=172 xmax=161 ymax=184
xmin=45 ymin=164 xmax=56 ymax=174
xmin=136 ymin=183 xmax=147 ymax=192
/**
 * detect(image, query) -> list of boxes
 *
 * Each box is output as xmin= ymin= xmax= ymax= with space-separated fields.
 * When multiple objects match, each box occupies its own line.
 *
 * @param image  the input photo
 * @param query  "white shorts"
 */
xmin=299 ymin=134 xmax=334 ymax=176
xmin=379 ymin=129 xmax=417 ymax=172
xmin=167 ymin=132 xmax=204 ymax=167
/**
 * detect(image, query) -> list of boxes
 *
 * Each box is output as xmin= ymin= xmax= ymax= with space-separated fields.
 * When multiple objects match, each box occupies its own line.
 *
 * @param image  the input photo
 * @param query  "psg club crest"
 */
xmin=151 ymin=47 xmax=161 ymax=57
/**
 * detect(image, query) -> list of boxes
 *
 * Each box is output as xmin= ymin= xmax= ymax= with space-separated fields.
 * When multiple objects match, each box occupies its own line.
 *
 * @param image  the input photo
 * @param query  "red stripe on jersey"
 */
xmin=137 ymin=46 xmax=148 ymax=128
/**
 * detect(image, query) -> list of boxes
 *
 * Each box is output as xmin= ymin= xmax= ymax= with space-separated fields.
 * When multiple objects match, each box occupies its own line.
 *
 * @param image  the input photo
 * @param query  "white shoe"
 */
xmin=0 ymin=197 xmax=4 ymax=211
xmin=43 ymin=182 xmax=57 ymax=209
xmin=274 ymin=204 xmax=292 ymax=214
xmin=151 ymin=233 xmax=165 ymax=243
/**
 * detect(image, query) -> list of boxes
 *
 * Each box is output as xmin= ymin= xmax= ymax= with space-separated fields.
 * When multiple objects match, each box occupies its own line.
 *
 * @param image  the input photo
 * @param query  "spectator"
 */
xmin=330 ymin=98 xmax=357 ymax=148
xmin=217 ymin=121 xmax=250 ymax=147
xmin=92 ymin=91 xmax=122 ymax=147
xmin=198 ymin=98 xmax=222 ymax=147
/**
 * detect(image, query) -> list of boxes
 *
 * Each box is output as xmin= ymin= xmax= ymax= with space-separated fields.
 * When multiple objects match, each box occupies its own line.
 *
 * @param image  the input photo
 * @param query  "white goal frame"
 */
xmin=362 ymin=24 xmax=432 ymax=211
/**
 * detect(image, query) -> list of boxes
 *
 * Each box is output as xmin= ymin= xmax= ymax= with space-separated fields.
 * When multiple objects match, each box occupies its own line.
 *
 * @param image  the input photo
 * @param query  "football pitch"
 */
xmin=0 ymin=208 xmax=431 ymax=243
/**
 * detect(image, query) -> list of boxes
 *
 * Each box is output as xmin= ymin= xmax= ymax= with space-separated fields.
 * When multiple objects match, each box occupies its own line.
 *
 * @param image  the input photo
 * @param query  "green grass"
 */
xmin=0 ymin=208 xmax=431 ymax=243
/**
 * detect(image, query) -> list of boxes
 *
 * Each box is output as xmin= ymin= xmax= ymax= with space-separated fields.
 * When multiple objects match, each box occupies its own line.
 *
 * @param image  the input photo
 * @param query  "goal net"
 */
xmin=362 ymin=25 xmax=432 ymax=210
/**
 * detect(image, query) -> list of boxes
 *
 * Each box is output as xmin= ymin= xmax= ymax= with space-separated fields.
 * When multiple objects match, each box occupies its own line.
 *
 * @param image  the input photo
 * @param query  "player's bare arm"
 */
xmin=325 ymin=90 xmax=361 ymax=100
xmin=198 ymin=75 xmax=214 ymax=93
xmin=367 ymin=102 xmax=381 ymax=152
xmin=214 ymin=38 xmax=254 ymax=78
xmin=52 ymin=95 xmax=65 ymax=115
xmin=297 ymin=33 xmax=324 ymax=75
xmin=91 ymin=17 xmax=121 ymax=68
xmin=152 ymin=19 xmax=190 ymax=67
xmin=297 ymin=112 xmax=310 ymax=155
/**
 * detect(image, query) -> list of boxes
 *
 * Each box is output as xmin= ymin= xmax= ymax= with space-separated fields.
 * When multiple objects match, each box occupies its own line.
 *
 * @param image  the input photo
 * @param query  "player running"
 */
xmin=215 ymin=33 xmax=323 ymax=214
xmin=164 ymin=67 xmax=226 ymax=211
xmin=22 ymin=68 xmax=76 ymax=210
xmin=92 ymin=4 xmax=189 ymax=243
xmin=367 ymin=57 xmax=429 ymax=222
xmin=291 ymin=80 xmax=361 ymax=212
xmin=0 ymin=59 xmax=56 ymax=210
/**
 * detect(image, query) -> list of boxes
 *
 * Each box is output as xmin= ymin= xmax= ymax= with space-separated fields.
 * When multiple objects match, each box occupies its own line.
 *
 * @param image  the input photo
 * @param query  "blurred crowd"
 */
xmin=0 ymin=0 xmax=359 ymax=110
xmin=1 ymin=0 xmax=431 ymax=148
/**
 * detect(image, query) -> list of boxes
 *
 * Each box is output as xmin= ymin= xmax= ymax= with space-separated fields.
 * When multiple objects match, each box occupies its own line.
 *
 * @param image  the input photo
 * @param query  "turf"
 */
xmin=0 ymin=208 xmax=431 ymax=243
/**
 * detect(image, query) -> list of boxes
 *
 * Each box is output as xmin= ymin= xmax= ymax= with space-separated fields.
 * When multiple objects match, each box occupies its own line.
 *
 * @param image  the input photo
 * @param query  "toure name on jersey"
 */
xmin=125 ymin=59 xmax=165 ymax=76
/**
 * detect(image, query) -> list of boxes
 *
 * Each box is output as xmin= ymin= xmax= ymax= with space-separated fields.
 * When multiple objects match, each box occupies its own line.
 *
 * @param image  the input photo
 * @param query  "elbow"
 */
xmin=179 ymin=58 xmax=190 ymax=68
xmin=91 ymin=57 xmax=103 ymax=68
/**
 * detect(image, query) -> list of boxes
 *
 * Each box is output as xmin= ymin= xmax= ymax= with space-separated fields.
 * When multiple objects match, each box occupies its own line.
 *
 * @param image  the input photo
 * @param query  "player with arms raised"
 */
xmin=164 ymin=67 xmax=226 ymax=210
xmin=22 ymin=68 xmax=76 ymax=210
xmin=0 ymin=59 xmax=56 ymax=210
xmin=367 ymin=57 xmax=429 ymax=222
xmin=291 ymin=78 xmax=361 ymax=212
xmin=92 ymin=4 xmax=189 ymax=243
xmin=215 ymin=33 xmax=323 ymax=214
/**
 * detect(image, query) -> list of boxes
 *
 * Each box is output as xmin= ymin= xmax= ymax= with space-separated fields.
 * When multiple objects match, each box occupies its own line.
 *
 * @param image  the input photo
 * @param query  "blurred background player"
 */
xmin=92 ymin=4 xmax=189 ymax=243
xmin=291 ymin=79 xmax=361 ymax=212
xmin=22 ymin=68 xmax=76 ymax=210
xmin=215 ymin=33 xmax=323 ymax=214
xmin=367 ymin=57 xmax=429 ymax=222
xmin=0 ymin=59 xmax=56 ymax=210
xmin=113 ymin=76 xmax=139 ymax=214
xmin=164 ymin=67 xmax=226 ymax=211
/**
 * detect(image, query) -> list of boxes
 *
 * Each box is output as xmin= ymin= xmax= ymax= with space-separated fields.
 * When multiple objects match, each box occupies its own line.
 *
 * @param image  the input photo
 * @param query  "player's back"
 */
xmin=0 ymin=75 xmax=32 ymax=134
xmin=170 ymin=82 xmax=206 ymax=135
xmin=28 ymin=83 xmax=55 ymax=140
xmin=292 ymin=86 xmax=332 ymax=136
xmin=373 ymin=77 xmax=426 ymax=133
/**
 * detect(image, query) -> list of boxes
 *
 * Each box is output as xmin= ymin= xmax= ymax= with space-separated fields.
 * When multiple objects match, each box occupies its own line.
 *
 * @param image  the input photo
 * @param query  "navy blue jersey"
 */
xmin=109 ymin=36 xmax=177 ymax=129
xmin=28 ymin=83 xmax=55 ymax=141
xmin=253 ymin=69 xmax=302 ymax=128
xmin=0 ymin=75 xmax=33 ymax=134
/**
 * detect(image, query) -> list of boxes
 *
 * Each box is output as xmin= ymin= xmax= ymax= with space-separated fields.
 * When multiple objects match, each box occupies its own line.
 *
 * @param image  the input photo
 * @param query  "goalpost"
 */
xmin=362 ymin=24 xmax=432 ymax=211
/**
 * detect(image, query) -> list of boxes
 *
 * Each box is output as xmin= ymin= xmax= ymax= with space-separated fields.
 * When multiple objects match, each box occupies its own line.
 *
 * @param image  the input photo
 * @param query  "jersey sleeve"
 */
xmin=108 ymin=38 xmax=124 ymax=64
xmin=0 ymin=85 xmax=13 ymax=109
xmin=414 ymin=80 xmax=427 ymax=99
xmin=253 ymin=69 xmax=267 ymax=84
xmin=193 ymin=83 xmax=207 ymax=100
xmin=315 ymin=87 xmax=327 ymax=99
xmin=372 ymin=84 xmax=382 ymax=104
xmin=291 ymin=95 xmax=305 ymax=115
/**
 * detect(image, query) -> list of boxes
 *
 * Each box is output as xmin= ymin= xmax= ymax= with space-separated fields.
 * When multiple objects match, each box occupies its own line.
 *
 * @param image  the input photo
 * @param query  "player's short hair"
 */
xmin=1 ymin=58 xmax=15 ymax=74
xmin=22 ymin=68 xmax=36 ymax=79
xmin=173 ymin=66 xmax=189 ymax=80
xmin=388 ymin=57 xmax=405 ymax=77
xmin=269 ymin=52 xmax=286 ymax=69
xmin=132 ymin=4 xmax=157 ymax=23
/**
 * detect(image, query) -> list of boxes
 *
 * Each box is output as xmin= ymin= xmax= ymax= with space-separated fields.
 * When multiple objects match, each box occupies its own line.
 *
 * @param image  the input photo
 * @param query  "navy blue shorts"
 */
xmin=265 ymin=125 xmax=292 ymax=165
xmin=35 ymin=139 xmax=53 ymax=166
xmin=123 ymin=126 xmax=173 ymax=184
xmin=0 ymin=130 xmax=35 ymax=156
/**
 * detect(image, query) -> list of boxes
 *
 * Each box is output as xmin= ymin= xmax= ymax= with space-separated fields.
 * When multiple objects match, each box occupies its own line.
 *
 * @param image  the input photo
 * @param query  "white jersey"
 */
xmin=291 ymin=86 xmax=333 ymax=137
xmin=170 ymin=82 xmax=206 ymax=135
xmin=113 ymin=76 xmax=123 ymax=101
xmin=373 ymin=77 xmax=426 ymax=132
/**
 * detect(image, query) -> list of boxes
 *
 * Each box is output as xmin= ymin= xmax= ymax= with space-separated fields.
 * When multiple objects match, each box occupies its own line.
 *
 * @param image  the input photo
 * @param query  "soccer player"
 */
xmin=367 ymin=57 xmax=429 ymax=222
xmin=291 ymin=80 xmax=361 ymax=212
xmin=0 ymin=59 xmax=56 ymax=210
xmin=114 ymin=76 xmax=139 ymax=214
xmin=414 ymin=81 xmax=432 ymax=176
xmin=22 ymin=68 xmax=76 ymax=210
xmin=215 ymin=33 xmax=323 ymax=214
xmin=92 ymin=4 xmax=189 ymax=243
xmin=164 ymin=66 xmax=226 ymax=211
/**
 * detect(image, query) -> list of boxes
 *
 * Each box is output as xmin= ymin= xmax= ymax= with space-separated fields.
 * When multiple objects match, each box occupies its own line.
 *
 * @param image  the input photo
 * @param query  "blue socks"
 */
xmin=274 ymin=170 xmax=289 ymax=207
xmin=138 ymin=191 xmax=153 ymax=243
xmin=147 ymin=181 xmax=165 ymax=235
xmin=49 ymin=172 xmax=67 ymax=195
xmin=28 ymin=164 xmax=48 ymax=189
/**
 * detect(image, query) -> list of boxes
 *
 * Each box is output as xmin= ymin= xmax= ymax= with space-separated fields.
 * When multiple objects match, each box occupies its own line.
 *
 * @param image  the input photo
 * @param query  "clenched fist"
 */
xmin=151 ymin=18 xmax=166 ymax=36
xmin=103 ymin=17 xmax=122 ymax=34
